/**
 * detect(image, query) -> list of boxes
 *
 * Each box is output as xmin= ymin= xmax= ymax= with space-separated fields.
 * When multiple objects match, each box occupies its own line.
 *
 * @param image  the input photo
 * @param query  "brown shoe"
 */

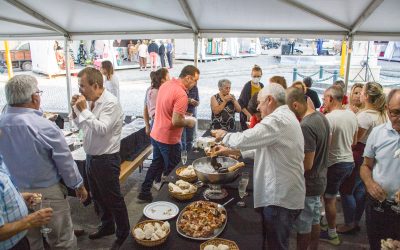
xmin=74 ymin=229 xmax=85 ymax=237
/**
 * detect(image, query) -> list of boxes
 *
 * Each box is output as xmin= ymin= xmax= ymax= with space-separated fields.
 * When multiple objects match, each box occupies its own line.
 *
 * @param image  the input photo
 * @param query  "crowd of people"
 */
xmin=212 ymin=75 xmax=400 ymax=250
xmin=0 ymin=60 xmax=399 ymax=250
xmin=131 ymin=40 xmax=174 ymax=71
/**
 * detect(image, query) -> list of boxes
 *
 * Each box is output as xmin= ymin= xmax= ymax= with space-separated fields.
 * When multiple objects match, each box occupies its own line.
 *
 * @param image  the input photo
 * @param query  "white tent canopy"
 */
xmin=0 ymin=0 xmax=400 ymax=40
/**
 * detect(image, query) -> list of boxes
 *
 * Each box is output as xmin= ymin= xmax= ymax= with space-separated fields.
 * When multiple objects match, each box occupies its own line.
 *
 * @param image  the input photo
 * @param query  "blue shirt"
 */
xmin=0 ymin=107 xmax=83 ymax=189
xmin=363 ymin=121 xmax=400 ymax=200
xmin=187 ymin=86 xmax=199 ymax=116
xmin=0 ymin=157 xmax=28 ymax=250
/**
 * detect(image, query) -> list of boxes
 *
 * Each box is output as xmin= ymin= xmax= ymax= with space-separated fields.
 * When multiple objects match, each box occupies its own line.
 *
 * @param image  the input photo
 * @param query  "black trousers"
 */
xmin=10 ymin=236 xmax=30 ymax=250
xmin=365 ymin=196 xmax=400 ymax=250
xmin=160 ymin=53 xmax=166 ymax=67
xmin=86 ymin=153 xmax=130 ymax=240
xmin=166 ymin=52 xmax=173 ymax=68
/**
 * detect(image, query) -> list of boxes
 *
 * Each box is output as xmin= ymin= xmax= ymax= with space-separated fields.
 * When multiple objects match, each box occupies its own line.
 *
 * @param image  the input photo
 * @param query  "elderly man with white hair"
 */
xmin=212 ymin=83 xmax=305 ymax=250
xmin=0 ymin=75 xmax=87 ymax=249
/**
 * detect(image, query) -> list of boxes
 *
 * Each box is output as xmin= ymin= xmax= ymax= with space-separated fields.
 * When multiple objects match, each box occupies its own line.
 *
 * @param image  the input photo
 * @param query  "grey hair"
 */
xmin=218 ymin=79 xmax=231 ymax=89
xmin=5 ymin=75 xmax=38 ymax=105
xmin=326 ymin=85 xmax=344 ymax=102
xmin=259 ymin=83 xmax=286 ymax=106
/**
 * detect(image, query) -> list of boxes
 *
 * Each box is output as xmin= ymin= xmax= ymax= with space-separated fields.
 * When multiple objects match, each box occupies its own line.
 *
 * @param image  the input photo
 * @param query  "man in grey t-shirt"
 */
xmin=321 ymin=85 xmax=358 ymax=245
xmin=287 ymin=87 xmax=330 ymax=250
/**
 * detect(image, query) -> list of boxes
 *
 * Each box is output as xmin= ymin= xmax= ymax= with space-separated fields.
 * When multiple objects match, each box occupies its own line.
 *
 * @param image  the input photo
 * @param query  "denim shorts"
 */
xmin=294 ymin=195 xmax=321 ymax=234
xmin=325 ymin=162 xmax=354 ymax=198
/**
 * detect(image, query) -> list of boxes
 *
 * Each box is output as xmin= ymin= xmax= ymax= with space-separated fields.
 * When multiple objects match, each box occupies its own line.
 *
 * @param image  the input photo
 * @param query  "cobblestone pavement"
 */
xmin=0 ymin=55 xmax=399 ymax=119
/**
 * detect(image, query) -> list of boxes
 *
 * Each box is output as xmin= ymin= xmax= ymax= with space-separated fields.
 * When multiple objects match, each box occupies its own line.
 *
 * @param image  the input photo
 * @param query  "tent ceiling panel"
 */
xmin=98 ymin=0 xmax=190 ymax=27
xmin=188 ymin=0 xmax=348 ymax=32
xmin=294 ymin=0 xmax=370 ymax=27
xmin=357 ymin=0 xmax=400 ymax=33
xmin=0 ymin=20 xmax=58 ymax=35
xmin=17 ymin=0 xmax=189 ymax=33
xmin=0 ymin=1 xmax=49 ymax=27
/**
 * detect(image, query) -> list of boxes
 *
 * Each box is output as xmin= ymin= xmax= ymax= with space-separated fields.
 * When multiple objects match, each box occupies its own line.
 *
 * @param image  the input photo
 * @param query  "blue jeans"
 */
xmin=86 ymin=153 xmax=130 ymax=240
xmin=340 ymin=173 xmax=366 ymax=225
xmin=262 ymin=206 xmax=301 ymax=250
xmin=140 ymin=139 xmax=181 ymax=194
xmin=181 ymin=127 xmax=194 ymax=151
xmin=325 ymin=162 xmax=354 ymax=198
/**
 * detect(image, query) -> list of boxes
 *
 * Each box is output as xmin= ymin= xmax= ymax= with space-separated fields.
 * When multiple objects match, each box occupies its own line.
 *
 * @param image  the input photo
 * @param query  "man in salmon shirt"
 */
xmin=138 ymin=65 xmax=200 ymax=202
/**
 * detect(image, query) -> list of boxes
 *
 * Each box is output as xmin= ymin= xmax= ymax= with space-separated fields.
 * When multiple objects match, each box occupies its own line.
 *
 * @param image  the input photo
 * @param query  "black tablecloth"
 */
xmin=121 ymin=135 xmax=264 ymax=250
xmin=68 ymin=127 xmax=150 ymax=204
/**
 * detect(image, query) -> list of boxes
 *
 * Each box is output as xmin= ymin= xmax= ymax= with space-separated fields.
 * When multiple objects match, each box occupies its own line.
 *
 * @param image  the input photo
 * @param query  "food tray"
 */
xmin=176 ymin=201 xmax=227 ymax=241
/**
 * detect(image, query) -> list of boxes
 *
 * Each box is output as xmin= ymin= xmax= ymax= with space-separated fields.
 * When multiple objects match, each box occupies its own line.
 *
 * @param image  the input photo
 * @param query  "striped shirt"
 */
xmin=0 ymin=158 xmax=28 ymax=250
xmin=223 ymin=105 xmax=306 ymax=209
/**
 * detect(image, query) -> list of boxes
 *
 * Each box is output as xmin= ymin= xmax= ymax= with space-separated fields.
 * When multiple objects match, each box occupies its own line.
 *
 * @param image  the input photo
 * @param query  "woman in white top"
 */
xmin=138 ymin=40 xmax=148 ymax=71
xmin=338 ymin=82 xmax=387 ymax=234
xmin=101 ymin=60 xmax=120 ymax=100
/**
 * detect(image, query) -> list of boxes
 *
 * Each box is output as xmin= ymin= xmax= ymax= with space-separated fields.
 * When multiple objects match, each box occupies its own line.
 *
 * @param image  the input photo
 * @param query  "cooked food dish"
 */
xmin=177 ymin=201 xmax=226 ymax=238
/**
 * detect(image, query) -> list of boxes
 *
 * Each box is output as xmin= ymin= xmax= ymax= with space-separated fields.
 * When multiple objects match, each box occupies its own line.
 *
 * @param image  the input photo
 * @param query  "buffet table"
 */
xmin=66 ymin=118 xmax=151 ymax=204
xmin=121 ymin=138 xmax=264 ymax=249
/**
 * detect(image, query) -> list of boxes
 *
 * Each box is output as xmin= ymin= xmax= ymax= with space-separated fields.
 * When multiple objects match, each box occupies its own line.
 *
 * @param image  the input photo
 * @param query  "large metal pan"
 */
xmin=192 ymin=156 xmax=240 ymax=184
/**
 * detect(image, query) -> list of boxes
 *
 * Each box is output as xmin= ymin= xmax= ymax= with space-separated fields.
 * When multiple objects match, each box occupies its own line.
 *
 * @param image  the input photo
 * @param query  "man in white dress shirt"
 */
xmin=213 ymin=83 xmax=305 ymax=250
xmin=71 ymin=67 xmax=129 ymax=250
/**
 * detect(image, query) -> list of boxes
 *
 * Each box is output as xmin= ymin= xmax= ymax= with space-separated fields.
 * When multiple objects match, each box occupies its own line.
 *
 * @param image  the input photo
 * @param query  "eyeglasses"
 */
xmin=35 ymin=90 xmax=43 ymax=96
xmin=388 ymin=109 xmax=400 ymax=118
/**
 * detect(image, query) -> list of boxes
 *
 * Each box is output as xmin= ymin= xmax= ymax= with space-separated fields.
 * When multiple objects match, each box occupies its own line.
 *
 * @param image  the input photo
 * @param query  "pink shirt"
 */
xmin=150 ymin=78 xmax=188 ymax=144
xmin=146 ymin=87 xmax=158 ymax=119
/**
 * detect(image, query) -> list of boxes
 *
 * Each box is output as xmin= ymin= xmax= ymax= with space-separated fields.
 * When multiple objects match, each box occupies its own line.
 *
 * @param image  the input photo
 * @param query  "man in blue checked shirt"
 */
xmin=0 ymin=75 xmax=87 ymax=249
xmin=0 ymin=157 xmax=53 ymax=250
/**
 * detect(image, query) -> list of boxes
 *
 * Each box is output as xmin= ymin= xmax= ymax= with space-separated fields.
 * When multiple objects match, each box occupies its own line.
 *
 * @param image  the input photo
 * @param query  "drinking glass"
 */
xmin=237 ymin=179 xmax=248 ymax=207
xmin=192 ymin=137 xmax=199 ymax=153
xmin=40 ymin=200 xmax=52 ymax=235
xmin=374 ymin=183 xmax=386 ymax=212
xmin=391 ymin=203 xmax=400 ymax=214
xmin=241 ymin=172 xmax=249 ymax=196
xmin=181 ymin=150 xmax=187 ymax=165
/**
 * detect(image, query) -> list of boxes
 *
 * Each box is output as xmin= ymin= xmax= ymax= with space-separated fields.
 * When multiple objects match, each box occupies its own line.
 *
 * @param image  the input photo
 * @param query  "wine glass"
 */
xmin=192 ymin=136 xmax=199 ymax=153
xmin=40 ymin=200 xmax=52 ymax=235
xmin=181 ymin=150 xmax=187 ymax=165
xmin=391 ymin=203 xmax=400 ymax=214
xmin=374 ymin=183 xmax=386 ymax=213
xmin=241 ymin=172 xmax=249 ymax=196
xmin=237 ymin=179 xmax=248 ymax=207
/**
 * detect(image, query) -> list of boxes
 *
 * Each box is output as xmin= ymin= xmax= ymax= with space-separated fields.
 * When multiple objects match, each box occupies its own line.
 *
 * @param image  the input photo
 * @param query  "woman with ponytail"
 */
xmin=338 ymin=82 xmax=387 ymax=234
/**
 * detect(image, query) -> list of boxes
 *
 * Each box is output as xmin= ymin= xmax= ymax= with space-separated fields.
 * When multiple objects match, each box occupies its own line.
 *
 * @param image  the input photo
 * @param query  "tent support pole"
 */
xmin=194 ymin=33 xmax=199 ymax=67
xmin=64 ymin=37 xmax=72 ymax=114
xmin=344 ymin=35 xmax=353 ymax=94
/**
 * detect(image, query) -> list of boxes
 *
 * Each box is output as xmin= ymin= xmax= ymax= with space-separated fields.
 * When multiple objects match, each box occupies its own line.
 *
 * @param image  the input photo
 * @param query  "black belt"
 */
xmin=87 ymin=152 xmax=119 ymax=160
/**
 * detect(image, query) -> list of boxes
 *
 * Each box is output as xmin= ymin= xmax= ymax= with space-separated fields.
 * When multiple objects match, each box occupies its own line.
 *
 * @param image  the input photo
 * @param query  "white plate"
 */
xmin=143 ymin=201 xmax=179 ymax=220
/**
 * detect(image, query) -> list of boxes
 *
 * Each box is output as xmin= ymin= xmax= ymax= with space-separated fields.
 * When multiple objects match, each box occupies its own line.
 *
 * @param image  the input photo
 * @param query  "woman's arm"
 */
xmin=211 ymin=95 xmax=227 ymax=115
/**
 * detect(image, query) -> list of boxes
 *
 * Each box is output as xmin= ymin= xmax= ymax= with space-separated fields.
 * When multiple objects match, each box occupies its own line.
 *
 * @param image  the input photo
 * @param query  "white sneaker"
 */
xmin=152 ymin=181 xmax=163 ymax=191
